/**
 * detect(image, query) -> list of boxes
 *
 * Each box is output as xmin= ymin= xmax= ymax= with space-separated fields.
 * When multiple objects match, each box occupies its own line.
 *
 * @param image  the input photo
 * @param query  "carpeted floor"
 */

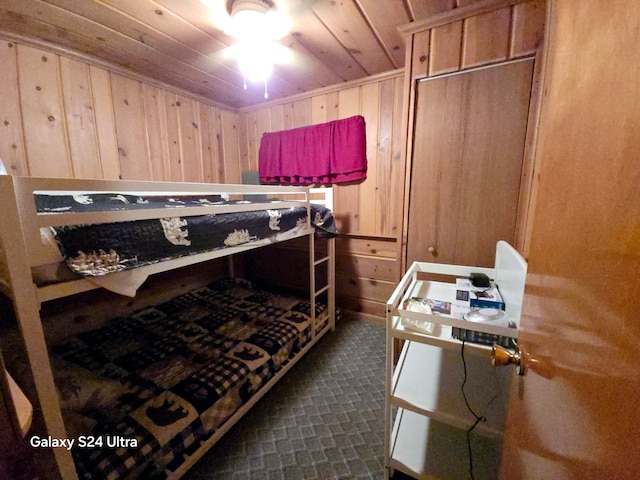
xmin=183 ymin=314 xmax=390 ymax=480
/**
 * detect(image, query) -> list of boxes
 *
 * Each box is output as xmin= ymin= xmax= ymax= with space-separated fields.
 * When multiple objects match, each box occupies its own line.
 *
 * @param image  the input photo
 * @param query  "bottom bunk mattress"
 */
xmin=50 ymin=278 xmax=329 ymax=479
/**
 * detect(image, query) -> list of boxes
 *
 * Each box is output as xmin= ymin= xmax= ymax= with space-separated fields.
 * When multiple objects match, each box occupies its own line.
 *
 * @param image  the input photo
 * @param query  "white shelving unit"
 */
xmin=385 ymin=241 xmax=527 ymax=479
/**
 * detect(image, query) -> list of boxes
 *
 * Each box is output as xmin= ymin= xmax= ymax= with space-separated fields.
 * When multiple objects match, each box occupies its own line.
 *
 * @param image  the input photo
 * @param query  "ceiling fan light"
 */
xmin=228 ymin=11 xmax=265 ymax=39
xmin=227 ymin=0 xmax=271 ymax=39
xmin=225 ymin=0 xmax=284 ymax=92
xmin=239 ymin=57 xmax=273 ymax=83
xmin=236 ymin=40 xmax=274 ymax=82
xmin=230 ymin=0 xmax=269 ymax=17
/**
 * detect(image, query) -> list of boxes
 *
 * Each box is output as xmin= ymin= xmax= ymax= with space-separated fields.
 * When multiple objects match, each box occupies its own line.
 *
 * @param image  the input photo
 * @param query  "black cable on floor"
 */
xmin=461 ymin=339 xmax=486 ymax=480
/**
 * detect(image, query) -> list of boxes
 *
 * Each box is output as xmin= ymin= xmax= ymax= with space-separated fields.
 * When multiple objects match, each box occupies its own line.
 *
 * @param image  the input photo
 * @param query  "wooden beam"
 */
xmin=399 ymin=0 xmax=529 ymax=36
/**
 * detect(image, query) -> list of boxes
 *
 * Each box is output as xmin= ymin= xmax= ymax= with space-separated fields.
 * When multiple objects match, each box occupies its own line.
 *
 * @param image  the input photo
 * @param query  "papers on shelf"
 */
xmin=400 ymin=298 xmax=446 ymax=336
xmin=455 ymin=278 xmax=504 ymax=310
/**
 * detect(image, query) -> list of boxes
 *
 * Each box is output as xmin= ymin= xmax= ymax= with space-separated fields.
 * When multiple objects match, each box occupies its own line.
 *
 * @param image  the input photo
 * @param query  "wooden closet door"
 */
xmin=406 ymin=59 xmax=534 ymax=267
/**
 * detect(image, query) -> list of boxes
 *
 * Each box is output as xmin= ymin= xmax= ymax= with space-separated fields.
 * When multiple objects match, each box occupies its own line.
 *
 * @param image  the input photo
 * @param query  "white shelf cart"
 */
xmin=385 ymin=241 xmax=527 ymax=479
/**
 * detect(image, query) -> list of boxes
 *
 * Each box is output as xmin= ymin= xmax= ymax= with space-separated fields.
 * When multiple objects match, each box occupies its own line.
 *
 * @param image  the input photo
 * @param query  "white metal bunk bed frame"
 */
xmin=0 ymin=175 xmax=336 ymax=480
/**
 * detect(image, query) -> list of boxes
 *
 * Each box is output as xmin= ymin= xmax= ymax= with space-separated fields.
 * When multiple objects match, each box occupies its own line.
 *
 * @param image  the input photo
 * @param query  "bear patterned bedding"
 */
xmin=50 ymin=278 xmax=328 ymax=479
xmin=35 ymin=193 xmax=337 ymax=276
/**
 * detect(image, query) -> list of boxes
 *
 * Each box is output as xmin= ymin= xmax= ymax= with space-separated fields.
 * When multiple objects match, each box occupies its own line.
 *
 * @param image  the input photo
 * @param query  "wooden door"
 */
xmin=500 ymin=1 xmax=640 ymax=478
xmin=406 ymin=60 xmax=534 ymax=268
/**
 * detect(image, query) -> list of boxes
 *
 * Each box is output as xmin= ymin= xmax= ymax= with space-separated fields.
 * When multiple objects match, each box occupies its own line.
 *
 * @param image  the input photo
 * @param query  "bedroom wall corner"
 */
xmin=237 ymin=71 xmax=406 ymax=322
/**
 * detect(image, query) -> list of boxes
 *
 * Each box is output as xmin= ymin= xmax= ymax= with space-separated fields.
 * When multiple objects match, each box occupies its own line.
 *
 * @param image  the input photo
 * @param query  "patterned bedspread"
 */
xmin=35 ymin=193 xmax=337 ymax=276
xmin=50 ymin=278 xmax=328 ymax=479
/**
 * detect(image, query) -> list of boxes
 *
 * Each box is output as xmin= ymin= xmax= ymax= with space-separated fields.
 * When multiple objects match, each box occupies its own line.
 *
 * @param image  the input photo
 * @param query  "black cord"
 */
xmin=461 ymin=339 xmax=487 ymax=480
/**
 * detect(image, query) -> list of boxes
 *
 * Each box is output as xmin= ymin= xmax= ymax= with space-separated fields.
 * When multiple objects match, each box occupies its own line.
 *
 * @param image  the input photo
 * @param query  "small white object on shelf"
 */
xmin=400 ymin=297 xmax=441 ymax=336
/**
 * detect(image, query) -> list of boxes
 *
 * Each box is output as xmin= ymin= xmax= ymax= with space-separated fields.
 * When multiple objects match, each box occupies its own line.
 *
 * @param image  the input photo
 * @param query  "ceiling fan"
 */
xmin=202 ymin=0 xmax=293 ymax=98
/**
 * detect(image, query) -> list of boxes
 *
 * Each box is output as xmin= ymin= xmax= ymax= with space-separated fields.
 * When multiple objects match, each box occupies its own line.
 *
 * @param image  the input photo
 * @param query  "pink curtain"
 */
xmin=258 ymin=115 xmax=367 ymax=185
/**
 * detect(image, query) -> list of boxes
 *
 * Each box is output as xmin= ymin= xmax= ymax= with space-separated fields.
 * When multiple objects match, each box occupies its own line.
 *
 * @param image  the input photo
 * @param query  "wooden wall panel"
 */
xmin=359 ymin=82 xmax=381 ymax=234
xmin=291 ymin=98 xmax=312 ymax=128
xmin=2 ymin=38 xmax=239 ymax=184
xmin=310 ymin=95 xmax=329 ymax=124
xmin=212 ymin=109 xmax=227 ymax=182
xmin=255 ymin=109 xmax=272 ymax=141
xmin=283 ymin=102 xmax=294 ymax=130
xmin=269 ymin=104 xmax=286 ymax=131
xmin=510 ymin=0 xmax=546 ymax=57
xmin=110 ymin=74 xmax=151 ymax=180
xmin=410 ymin=30 xmax=431 ymax=80
xmin=176 ymin=95 xmax=203 ymax=183
xmin=59 ymin=57 xmax=102 ymax=179
xmin=429 ymin=21 xmax=463 ymax=75
xmin=408 ymin=1 xmax=544 ymax=81
xmin=462 ymin=8 xmax=511 ymax=68
xmin=163 ymin=94 xmax=183 ymax=182
xmin=378 ymin=77 xmax=403 ymax=238
xmin=18 ymin=46 xmax=71 ymax=178
xmin=335 ymin=86 xmax=363 ymax=233
xmin=199 ymin=104 xmax=220 ymax=183
xmin=326 ymin=91 xmax=340 ymax=122
xmin=220 ymin=109 xmax=241 ymax=183
xmin=89 ymin=66 xmax=120 ymax=180
xmin=141 ymin=84 xmax=169 ymax=181
xmin=236 ymin=112 xmax=250 ymax=175
xmin=407 ymin=0 xmax=457 ymax=19
xmin=0 ymin=41 xmax=27 ymax=176
xmin=253 ymin=108 xmax=271 ymax=170
xmin=389 ymin=75 xmax=406 ymax=240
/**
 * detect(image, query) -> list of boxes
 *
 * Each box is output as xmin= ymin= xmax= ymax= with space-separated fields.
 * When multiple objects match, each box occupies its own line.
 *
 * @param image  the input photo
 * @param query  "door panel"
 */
xmin=406 ymin=60 xmax=534 ymax=267
xmin=500 ymin=1 xmax=640 ymax=478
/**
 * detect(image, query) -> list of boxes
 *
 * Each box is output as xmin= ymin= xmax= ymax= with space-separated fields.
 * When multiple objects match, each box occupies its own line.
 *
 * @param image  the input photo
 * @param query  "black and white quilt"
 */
xmin=51 ymin=278 xmax=328 ymax=479
xmin=35 ymin=193 xmax=337 ymax=276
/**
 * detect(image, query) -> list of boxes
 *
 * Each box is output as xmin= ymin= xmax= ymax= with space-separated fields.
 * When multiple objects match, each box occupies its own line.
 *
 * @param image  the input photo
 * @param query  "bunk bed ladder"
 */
xmin=308 ymin=187 xmax=336 ymax=337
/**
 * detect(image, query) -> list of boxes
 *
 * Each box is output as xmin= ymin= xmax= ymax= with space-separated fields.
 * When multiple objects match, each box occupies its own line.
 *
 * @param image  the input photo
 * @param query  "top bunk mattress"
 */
xmin=35 ymin=192 xmax=336 ymax=277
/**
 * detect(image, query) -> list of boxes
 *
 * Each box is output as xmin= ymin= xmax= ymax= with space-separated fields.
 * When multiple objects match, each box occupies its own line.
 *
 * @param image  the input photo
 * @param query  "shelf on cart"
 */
xmin=389 ymin=408 xmax=502 ymax=480
xmin=394 ymin=279 xmax=519 ymax=340
xmin=391 ymin=340 xmax=509 ymax=439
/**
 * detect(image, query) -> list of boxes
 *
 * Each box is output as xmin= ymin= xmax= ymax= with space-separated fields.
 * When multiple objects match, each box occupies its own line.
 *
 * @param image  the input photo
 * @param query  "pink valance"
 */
xmin=258 ymin=115 xmax=367 ymax=185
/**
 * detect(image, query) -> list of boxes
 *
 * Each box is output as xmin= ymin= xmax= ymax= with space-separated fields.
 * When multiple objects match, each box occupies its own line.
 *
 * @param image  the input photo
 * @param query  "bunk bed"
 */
xmin=0 ymin=175 xmax=336 ymax=480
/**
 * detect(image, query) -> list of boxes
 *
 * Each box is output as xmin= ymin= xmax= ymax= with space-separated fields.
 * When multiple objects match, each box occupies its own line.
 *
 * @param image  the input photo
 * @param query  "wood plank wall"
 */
xmin=0 ymin=0 xmax=544 ymax=323
xmin=235 ymin=0 xmax=545 ymax=321
xmin=0 ymin=33 xmax=405 ymax=323
xmin=0 ymin=40 xmax=241 ymax=183
xmin=237 ymin=72 xmax=406 ymax=322
xmin=400 ymin=0 xmax=546 ymax=263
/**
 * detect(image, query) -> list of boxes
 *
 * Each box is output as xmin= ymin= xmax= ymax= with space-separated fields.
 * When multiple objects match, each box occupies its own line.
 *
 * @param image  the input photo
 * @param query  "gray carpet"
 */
xmin=183 ymin=315 xmax=388 ymax=480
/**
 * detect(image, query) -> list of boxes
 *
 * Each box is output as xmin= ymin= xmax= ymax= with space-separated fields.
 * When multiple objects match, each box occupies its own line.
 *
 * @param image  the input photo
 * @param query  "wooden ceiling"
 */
xmin=0 ymin=1 xmax=464 ymax=109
